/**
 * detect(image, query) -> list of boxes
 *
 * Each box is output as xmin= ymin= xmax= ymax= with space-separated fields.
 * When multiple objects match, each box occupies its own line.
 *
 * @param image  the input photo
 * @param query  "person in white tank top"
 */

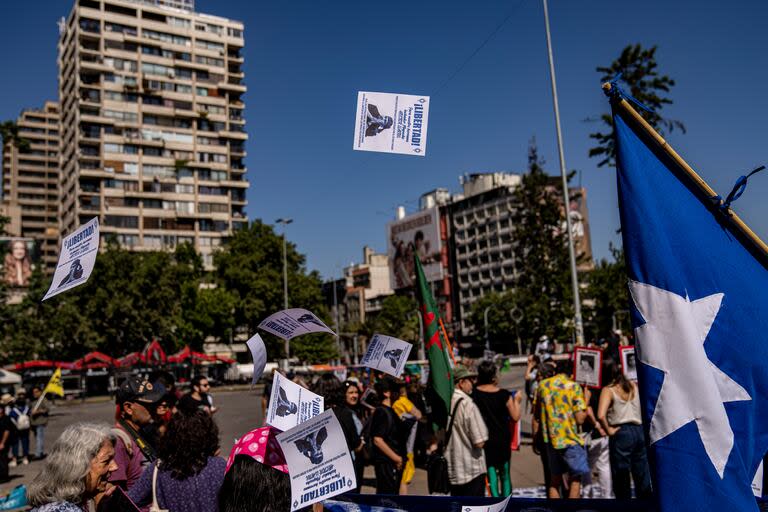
xmin=597 ymin=360 xmax=652 ymax=500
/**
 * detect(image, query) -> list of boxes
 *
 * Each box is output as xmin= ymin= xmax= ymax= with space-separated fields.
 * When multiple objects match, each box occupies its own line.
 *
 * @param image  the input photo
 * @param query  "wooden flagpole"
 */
xmin=438 ymin=318 xmax=457 ymax=365
xmin=604 ymin=82 xmax=768 ymax=259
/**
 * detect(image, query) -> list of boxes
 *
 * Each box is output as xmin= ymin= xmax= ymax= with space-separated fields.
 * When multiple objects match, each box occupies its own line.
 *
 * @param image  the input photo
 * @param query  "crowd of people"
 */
xmin=527 ymin=337 xmax=652 ymax=500
xmin=20 ymin=345 xmax=652 ymax=511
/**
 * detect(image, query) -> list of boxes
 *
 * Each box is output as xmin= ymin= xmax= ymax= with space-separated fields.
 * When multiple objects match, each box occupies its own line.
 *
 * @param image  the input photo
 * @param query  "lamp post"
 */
xmin=276 ymin=218 xmax=293 ymax=366
xmin=542 ymin=0 xmax=585 ymax=345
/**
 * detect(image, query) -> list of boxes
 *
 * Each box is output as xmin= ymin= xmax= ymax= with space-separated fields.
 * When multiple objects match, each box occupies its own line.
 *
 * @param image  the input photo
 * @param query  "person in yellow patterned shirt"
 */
xmin=532 ymin=360 xmax=589 ymax=499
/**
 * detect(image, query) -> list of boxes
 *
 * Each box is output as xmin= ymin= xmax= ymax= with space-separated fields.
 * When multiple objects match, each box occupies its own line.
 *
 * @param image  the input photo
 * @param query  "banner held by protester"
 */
xmin=276 ymin=409 xmax=356 ymax=512
xmin=266 ymin=372 xmax=324 ymax=432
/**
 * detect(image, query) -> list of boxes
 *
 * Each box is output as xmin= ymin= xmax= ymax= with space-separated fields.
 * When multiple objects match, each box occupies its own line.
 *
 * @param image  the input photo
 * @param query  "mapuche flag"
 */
xmin=611 ymin=83 xmax=768 ymax=511
xmin=414 ymin=254 xmax=453 ymax=427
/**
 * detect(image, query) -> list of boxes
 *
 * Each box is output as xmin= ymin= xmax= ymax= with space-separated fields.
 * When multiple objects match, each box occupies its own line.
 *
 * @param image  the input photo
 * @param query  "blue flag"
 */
xmin=614 ymin=102 xmax=768 ymax=510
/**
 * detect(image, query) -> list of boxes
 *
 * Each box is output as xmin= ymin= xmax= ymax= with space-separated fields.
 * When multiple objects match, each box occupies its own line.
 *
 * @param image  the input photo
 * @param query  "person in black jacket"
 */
xmin=333 ymin=381 xmax=365 ymax=493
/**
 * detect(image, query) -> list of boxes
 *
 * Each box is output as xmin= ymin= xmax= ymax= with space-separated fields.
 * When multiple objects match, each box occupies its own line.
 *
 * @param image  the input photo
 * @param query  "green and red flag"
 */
xmin=414 ymin=253 xmax=453 ymax=427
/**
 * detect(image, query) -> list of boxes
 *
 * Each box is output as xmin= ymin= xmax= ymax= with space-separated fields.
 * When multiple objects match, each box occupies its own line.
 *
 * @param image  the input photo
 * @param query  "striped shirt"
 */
xmin=445 ymin=388 xmax=489 ymax=485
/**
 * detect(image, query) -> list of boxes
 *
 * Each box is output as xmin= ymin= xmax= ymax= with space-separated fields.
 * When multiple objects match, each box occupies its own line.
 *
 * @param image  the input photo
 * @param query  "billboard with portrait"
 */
xmin=387 ymin=208 xmax=442 ymax=289
xmin=0 ymin=238 xmax=40 ymax=288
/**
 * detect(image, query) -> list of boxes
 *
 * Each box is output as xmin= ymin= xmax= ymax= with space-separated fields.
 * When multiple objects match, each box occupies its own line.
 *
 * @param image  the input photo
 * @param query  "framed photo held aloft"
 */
xmin=573 ymin=346 xmax=602 ymax=388
xmin=620 ymin=345 xmax=638 ymax=381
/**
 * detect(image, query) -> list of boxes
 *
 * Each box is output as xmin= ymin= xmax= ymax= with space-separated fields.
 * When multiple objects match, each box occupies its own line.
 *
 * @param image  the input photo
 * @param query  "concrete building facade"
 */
xmin=58 ymin=0 xmax=248 ymax=267
xmin=394 ymin=172 xmax=592 ymax=345
xmin=1 ymin=102 xmax=61 ymax=270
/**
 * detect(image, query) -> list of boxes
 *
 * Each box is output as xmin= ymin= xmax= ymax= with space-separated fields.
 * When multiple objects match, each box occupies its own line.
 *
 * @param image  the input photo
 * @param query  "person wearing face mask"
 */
xmin=110 ymin=377 xmax=165 ymax=491
xmin=27 ymin=422 xmax=118 ymax=512
xmin=444 ymin=365 xmax=488 ymax=497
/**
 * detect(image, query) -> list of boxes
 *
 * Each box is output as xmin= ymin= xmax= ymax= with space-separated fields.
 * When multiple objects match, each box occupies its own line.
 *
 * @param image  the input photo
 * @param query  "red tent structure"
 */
xmin=168 ymin=345 xmax=234 ymax=365
xmin=143 ymin=340 xmax=167 ymax=365
xmin=7 ymin=360 xmax=75 ymax=371
xmin=73 ymin=352 xmax=117 ymax=370
xmin=116 ymin=352 xmax=144 ymax=368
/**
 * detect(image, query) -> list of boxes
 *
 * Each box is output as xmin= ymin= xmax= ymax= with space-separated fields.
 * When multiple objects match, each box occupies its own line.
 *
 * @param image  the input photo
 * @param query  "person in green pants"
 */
xmin=472 ymin=360 xmax=523 ymax=497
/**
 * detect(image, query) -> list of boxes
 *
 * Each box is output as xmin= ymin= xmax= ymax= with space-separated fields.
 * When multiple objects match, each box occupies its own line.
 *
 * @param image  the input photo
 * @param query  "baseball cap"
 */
xmin=453 ymin=365 xmax=477 ymax=381
xmin=116 ymin=376 xmax=166 ymax=405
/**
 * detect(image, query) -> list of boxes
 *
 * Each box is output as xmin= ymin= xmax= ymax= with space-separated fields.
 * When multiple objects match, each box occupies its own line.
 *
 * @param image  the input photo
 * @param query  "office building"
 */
xmin=58 ymin=0 xmax=248 ymax=267
xmin=391 ymin=172 xmax=592 ymax=343
xmin=1 ymin=102 xmax=61 ymax=270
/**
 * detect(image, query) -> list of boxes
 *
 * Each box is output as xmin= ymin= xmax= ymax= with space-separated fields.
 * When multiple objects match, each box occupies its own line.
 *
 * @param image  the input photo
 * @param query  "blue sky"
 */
xmin=1 ymin=0 xmax=767 ymax=279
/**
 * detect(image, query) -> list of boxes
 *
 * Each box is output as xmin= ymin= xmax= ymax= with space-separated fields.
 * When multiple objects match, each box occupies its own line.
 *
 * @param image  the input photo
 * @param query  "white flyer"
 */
xmin=277 ymin=409 xmax=357 ymax=511
xmin=43 ymin=218 xmax=99 ymax=301
xmin=267 ymin=372 xmax=324 ymax=432
xmin=353 ymin=91 xmax=429 ymax=156
xmin=259 ymin=308 xmax=336 ymax=340
xmin=460 ymin=495 xmax=511 ymax=512
xmin=246 ymin=333 xmax=268 ymax=386
xmin=752 ymin=461 xmax=763 ymax=497
xmin=360 ymin=333 xmax=412 ymax=378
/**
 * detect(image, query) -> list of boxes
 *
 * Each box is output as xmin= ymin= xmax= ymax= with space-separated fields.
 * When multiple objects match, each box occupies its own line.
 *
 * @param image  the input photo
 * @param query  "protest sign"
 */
xmin=259 ymin=308 xmax=336 ymax=340
xmin=277 ymin=409 xmax=356 ymax=511
xmin=43 ymin=217 xmax=99 ymax=301
xmin=353 ymin=91 xmax=430 ymax=156
xmin=619 ymin=345 xmax=637 ymax=381
xmin=360 ymin=333 xmax=412 ymax=377
xmin=246 ymin=333 xmax=268 ymax=386
xmin=460 ymin=495 xmax=511 ymax=512
xmin=266 ymin=372 xmax=324 ymax=432
xmin=573 ymin=346 xmax=602 ymax=388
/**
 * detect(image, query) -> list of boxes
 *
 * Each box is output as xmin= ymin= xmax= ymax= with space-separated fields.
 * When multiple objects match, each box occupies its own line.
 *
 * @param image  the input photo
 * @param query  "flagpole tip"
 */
xmin=602 ymin=82 xmax=612 ymax=93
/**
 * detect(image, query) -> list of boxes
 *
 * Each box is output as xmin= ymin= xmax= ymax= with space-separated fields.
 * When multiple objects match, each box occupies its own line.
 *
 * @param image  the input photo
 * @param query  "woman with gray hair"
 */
xmin=27 ymin=422 xmax=118 ymax=511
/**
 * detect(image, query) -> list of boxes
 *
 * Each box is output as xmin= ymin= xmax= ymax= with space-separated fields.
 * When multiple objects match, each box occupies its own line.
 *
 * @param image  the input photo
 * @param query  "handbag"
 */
xmin=149 ymin=465 xmax=169 ymax=512
xmin=428 ymin=397 xmax=464 ymax=495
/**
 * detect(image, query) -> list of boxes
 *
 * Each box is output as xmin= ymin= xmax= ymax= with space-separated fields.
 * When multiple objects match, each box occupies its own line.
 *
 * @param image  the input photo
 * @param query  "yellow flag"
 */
xmin=43 ymin=368 xmax=64 ymax=397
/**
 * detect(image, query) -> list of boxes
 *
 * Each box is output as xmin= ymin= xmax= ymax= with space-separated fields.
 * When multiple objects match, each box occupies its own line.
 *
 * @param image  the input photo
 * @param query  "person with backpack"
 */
xmin=445 ymin=365 xmax=489 ymax=497
xmin=8 ymin=389 xmax=31 ymax=467
xmin=370 ymin=377 xmax=404 ymax=495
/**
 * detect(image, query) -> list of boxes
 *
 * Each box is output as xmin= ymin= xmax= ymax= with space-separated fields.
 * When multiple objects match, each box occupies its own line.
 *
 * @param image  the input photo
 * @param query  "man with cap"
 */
xmin=445 ymin=365 xmax=488 ymax=497
xmin=110 ymin=376 xmax=165 ymax=490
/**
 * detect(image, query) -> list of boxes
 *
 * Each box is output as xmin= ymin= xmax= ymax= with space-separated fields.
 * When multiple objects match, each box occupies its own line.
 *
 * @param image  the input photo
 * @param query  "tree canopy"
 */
xmin=589 ymin=44 xmax=684 ymax=168
xmin=0 ymin=220 xmax=335 ymax=364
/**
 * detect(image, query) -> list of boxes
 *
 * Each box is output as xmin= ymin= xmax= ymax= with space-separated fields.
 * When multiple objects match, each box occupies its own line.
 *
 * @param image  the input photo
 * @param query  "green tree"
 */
xmin=584 ymin=244 xmax=629 ymax=338
xmin=467 ymin=292 xmax=519 ymax=353
xmin=510 ymin=144 xmax=576 ymax=343
xmin=213 ymin=220 xmax=334 ymax=363
xmin=589 ymin=44 xmax=684 ymax=167
xmin=0 ymin=121 xmax=30 ymax=153
xmin=369 ymin=294 xmax=419 ymax=342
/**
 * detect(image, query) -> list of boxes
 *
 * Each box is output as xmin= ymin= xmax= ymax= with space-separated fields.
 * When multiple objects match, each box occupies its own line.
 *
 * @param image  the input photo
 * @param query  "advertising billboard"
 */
xmin=0 ymin=238 xmax=40 ymax=288
xmin=387 ymin=208 xmax=442 ymax=289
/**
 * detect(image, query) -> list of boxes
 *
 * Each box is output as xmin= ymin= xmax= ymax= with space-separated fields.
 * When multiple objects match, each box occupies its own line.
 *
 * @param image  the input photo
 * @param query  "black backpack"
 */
xmin=361 ymin=406 xmax=409 ymax=465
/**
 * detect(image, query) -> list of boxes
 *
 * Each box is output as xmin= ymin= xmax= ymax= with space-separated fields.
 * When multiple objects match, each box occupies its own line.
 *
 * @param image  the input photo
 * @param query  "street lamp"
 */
xmin=542 ymin=0 xmax=585 ymax=345
xmin=276 ymin=217 xmax=293 ymax=366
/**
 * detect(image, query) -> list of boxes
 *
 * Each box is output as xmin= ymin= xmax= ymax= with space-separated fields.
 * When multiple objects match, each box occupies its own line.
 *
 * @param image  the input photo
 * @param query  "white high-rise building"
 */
xmin=58 ymin=0 xmax=247 ymax=267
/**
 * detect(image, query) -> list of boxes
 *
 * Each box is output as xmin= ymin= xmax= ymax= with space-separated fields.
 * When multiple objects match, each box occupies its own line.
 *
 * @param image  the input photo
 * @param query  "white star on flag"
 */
xmin=629 ymin=280 xmax=751 ymax=478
